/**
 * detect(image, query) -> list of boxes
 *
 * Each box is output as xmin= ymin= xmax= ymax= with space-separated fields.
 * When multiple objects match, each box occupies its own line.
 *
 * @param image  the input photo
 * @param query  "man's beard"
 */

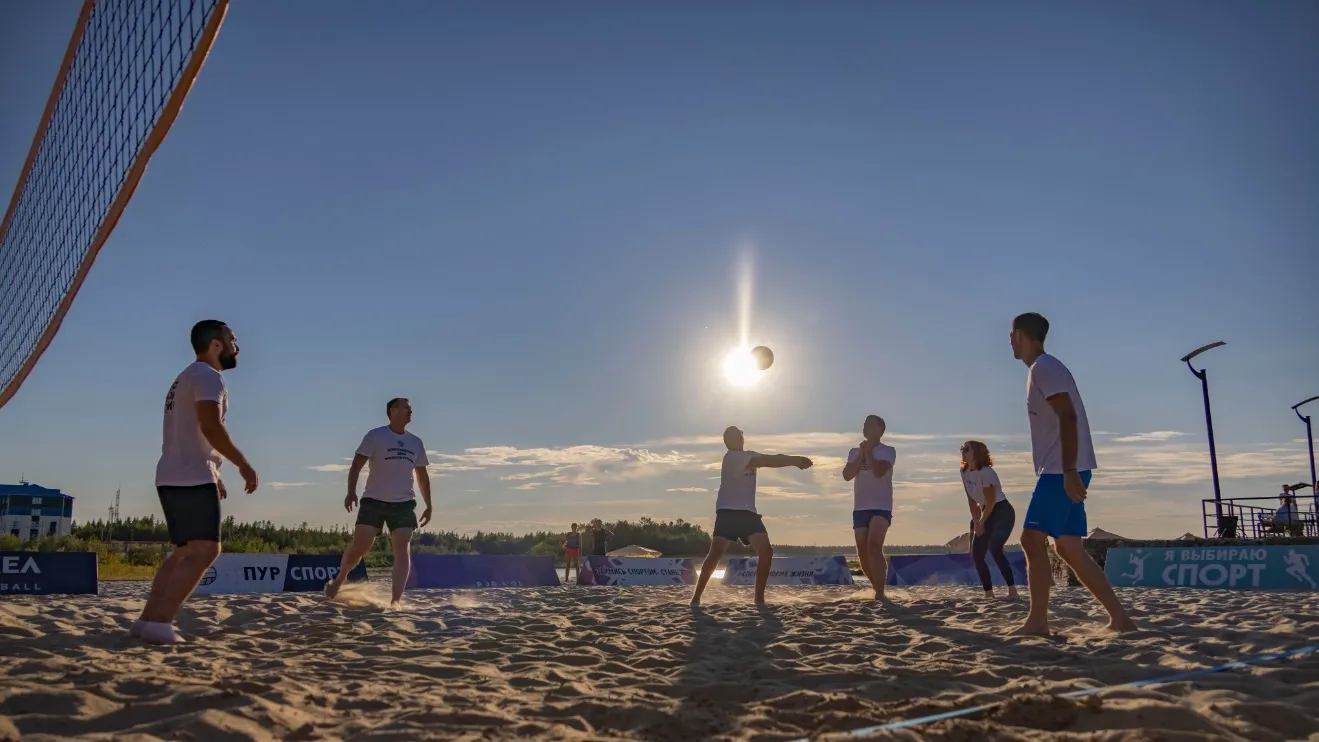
xmin=219 ymin=351 xmax=238 ymax=370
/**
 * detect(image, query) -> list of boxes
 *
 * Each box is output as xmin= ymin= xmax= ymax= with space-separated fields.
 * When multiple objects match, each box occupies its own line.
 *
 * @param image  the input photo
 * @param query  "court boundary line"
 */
xmin=797 ymin=642 xmax=1318 ymax=739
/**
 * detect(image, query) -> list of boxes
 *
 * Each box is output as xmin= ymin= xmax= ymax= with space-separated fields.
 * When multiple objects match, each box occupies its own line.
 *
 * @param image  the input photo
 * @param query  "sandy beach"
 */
xmin=1 ymin=580 xmax=1317 ymax=741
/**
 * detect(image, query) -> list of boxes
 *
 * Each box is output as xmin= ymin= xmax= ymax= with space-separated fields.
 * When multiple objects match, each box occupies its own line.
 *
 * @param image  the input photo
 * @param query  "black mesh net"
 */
xmin=0 ymin=0 xmax=224 ymax=406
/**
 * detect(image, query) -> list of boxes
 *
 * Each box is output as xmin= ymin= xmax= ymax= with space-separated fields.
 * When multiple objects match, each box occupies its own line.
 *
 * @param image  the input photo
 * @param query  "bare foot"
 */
xmin=1106 ymin=617 xmax=1138 ymax=633
xmin=1009 ymin=622 xmax=1051 ymax=637
xmin=1007 ymin=587 xmax=1020 ymax=601
xmin=324 ymin=578 xmax=343 ymax=600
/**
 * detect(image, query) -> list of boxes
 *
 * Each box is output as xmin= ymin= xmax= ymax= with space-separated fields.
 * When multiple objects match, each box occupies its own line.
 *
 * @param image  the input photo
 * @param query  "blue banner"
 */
xmin=1105 ymin=545 xmax=1319 ymax=591
xmin=408 ymin=555 xmax=561 ymax=589
xmin=886 ymin=552 xmax=1028 ymax=587
xmin=284 ymin=554 xmax=367 ymax=592
xmin=0 ymin=551 xmax=98 ymax=595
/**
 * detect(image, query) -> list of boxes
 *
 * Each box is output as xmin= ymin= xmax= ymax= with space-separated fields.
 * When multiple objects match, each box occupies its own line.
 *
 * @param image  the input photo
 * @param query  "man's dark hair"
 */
xmin=865 ymin=414 xmax=882 ymax=426
xmin=386 ymin=397 xmax=408 ymax=415
xmin=1012 ymin=312 xmax=1050 ymax=343
xmin=190 ymin=320 xmax=228 ymax=354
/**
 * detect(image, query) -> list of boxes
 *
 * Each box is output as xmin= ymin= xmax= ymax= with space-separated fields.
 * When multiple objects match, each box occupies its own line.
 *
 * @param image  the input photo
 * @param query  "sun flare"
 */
xmin=722 ymin=347 xmax=762 ymax=387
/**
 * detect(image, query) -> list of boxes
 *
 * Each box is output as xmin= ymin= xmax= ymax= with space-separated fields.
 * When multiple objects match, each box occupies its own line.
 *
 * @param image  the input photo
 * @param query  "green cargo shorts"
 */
xmin=356 ymin=497 xmax=418 ymax=532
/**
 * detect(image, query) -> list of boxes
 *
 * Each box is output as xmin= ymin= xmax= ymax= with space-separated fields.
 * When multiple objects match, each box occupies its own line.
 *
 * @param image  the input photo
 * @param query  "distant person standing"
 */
xmin=588 ymin=519 xmax=613 ymax=557
xmin=324 ymin=398 xmax=432 ymax=606
xmin=690 ymin=426 xmax=813 ymax=606
xmin=960 ymin=440 xmax=1019 ymax=600
xmin=563 ymin=523 xmax=583 ymax=582
xmin=841 ymin=415 xmax=897 ymax=600
xmin=1009 ymin=312 xmax=1135 ymax=635
xmin=133 ymin=320 xmax=258 ymax=644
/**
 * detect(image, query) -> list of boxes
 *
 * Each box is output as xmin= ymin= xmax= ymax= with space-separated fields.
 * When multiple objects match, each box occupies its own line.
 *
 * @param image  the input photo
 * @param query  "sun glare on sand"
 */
xmin=722 ymin=347 xmax=762 ymax=387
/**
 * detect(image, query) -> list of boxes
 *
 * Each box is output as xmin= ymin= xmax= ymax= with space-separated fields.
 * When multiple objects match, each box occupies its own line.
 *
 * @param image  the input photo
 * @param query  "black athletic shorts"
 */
xmin=356 ymin=497 xmax=418 ymax=531
xmin=713 ymin=509 xmax=767 ymax=545
xmin=156 ymin=483 xmax=222 ymax=546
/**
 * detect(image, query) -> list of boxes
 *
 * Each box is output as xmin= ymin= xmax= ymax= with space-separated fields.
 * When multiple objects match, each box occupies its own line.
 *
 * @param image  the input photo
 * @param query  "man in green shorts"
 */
xmin=325 ymin=398 xmax=433 ymax=606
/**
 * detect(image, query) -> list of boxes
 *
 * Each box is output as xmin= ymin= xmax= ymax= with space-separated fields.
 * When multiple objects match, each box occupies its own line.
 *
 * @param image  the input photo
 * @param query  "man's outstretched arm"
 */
xmin=749 ymin=454 xmax=813 ymax=469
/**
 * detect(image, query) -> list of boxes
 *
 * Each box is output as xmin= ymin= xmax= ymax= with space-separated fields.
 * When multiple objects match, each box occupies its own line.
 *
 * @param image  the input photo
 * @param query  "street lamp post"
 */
xmin=1182 ymin=341 xmax=1227 ymax=531
xmin=1293 ymin=395 xmax=1319 ymax=514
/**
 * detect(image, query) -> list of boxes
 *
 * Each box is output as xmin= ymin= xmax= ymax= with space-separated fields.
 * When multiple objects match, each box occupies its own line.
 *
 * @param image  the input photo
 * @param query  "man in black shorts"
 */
xmin=690 ymin=426 xmax=813 ymax=606
xmin=324 ymin=398 xmax=432 ymax=606
xmin=133 ymin=320 xmax=259 ymax=644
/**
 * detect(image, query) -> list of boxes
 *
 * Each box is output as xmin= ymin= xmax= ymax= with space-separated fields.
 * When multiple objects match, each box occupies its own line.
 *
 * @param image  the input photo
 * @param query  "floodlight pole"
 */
xmin=1294 ymin=395 xmax=1319 ymax=513
xmin=1182 ymin=342 xmax=1227 ymax=523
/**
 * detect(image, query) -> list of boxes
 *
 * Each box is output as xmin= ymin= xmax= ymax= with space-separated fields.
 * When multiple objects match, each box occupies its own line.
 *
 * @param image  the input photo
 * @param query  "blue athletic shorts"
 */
xmin=1023 ymin=471 xmax=1092 ymax=538
xmin=853 ymin=509 xmax=892 ymax=530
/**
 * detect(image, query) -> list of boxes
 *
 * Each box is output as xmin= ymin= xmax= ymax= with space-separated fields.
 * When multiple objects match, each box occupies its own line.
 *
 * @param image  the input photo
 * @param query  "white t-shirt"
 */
xmin=848 ymin=443 xmax=896 ymax=511
xmin=155 ymin=361 xmax=228 ymax=488
xmin=1026 ymin=353 xmax=1098 ymax=475
xmin=357 ymin=426 xmax=430 ymax=503
xmin=715 ymin=450 xmax=759 ymax=512
xmin=961 ymin=466 xmax=1006 ymax=507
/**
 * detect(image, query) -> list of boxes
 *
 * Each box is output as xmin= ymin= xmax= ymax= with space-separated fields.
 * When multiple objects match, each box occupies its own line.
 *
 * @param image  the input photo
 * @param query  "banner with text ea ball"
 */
xmin=192 ymin=554 xmax=367 ymax=596
xmin=1105 ymin=545 xmax=1319 ymax=591
xmin=721 ymin=556 xmax=854 ymax=586
xmin=0 ymin=551 xmax=98 ymax=595
xmin=408 ymin=555 xmax=562 ymax=589
xmin=886 ymin=552 xmax=1028 ymax=587
xmin=579 ymin=556 xmax=695 ymax=586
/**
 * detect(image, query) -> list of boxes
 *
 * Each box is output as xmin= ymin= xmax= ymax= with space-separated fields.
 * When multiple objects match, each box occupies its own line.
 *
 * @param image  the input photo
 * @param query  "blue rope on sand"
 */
xmin=800 ymin=643 xmax=1319 ymax=739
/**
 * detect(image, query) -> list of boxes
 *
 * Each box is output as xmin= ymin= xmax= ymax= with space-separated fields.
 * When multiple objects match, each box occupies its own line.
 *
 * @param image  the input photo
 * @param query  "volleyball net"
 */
xmin=0 ymin=0 xmax=229 ymax=410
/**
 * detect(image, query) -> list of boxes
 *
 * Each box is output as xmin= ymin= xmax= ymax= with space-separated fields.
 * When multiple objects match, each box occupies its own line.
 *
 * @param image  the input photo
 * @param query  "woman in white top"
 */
xmin=961 ymin=440 xmax=1019 ymax=599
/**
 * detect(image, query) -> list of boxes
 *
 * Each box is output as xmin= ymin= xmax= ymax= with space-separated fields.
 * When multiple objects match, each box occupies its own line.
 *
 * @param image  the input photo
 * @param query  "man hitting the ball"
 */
xmin=690 ymin=426 xmax=813 ymax=606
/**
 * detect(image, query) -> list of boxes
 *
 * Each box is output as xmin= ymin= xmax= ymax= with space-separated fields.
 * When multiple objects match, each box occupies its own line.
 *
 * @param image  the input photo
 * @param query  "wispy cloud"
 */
xmin=307 ymin=464 xmax=350 ymax=472
xmin=666 ymin=487 xmax=708 ymax=493
xmin=1111 ymin=431 xmax=1187 ymax=443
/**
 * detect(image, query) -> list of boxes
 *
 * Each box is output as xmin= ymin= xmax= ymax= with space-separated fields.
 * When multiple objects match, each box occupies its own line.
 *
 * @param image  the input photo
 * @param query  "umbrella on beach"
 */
xmin=606 ymin=544 xmax=662 ymax=558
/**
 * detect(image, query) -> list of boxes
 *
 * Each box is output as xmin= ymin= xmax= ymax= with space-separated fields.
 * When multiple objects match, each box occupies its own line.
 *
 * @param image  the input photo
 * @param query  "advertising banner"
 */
xmin=1105 ymin=545 xmax=1319 ymax=591
xmin=0 ymin=551 xmax=98 ymax=595
xmin=721 ymin=556 xmax=854 ymax=586
xmin=886 ymin=552 xmax=1028 ymax=586
xmin=579 ymin=556 xmax=695 ymax=586
xmin=193 ymin=554 xmax=367 ymax=596
xmin=409 ymin=554 xmax=561 ymax=589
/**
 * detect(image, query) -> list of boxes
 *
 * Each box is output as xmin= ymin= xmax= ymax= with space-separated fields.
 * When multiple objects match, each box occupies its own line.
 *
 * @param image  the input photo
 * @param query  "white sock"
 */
xmin=138 ymin=621 xmax=186 ymax=645
xmin=129 ymin=619 xmax=146 ymax=637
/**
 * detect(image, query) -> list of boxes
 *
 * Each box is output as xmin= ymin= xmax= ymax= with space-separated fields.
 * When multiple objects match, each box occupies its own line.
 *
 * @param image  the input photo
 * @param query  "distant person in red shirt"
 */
xmin=563 ymin=523 xmax=582 ymax=582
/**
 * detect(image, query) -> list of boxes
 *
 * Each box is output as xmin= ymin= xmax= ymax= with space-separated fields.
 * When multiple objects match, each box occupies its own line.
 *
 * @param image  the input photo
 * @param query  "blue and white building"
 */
xmin=0 ymin=481 xmax=74 ymax=541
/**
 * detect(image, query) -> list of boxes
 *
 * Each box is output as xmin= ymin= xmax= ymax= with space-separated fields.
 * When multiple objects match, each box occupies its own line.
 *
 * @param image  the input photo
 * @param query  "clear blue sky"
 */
xmin=1 ymin=1 xmax=1316 ymax=545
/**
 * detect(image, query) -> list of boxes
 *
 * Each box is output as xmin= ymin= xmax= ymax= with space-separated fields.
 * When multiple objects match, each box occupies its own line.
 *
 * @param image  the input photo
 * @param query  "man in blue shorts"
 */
xmin=1010 ymin=312 xmax=1135 ymax=636
xmin=842 ymin=415 xmax=896 ymax=599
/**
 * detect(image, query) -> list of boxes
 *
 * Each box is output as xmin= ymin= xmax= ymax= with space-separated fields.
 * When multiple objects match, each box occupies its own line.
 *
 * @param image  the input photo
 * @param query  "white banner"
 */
xmin=721 ymin=555 xmax=854 ymax=586
xmin=193 ymin=553 xmax=288 ymax=595
xmin=579 ymin=556 xmax=695 ymax=586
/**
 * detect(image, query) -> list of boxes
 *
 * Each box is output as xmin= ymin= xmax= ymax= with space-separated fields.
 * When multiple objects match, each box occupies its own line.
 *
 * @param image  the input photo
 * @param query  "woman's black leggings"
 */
xmin=971 ymin=500 xmax=1016 ymax=591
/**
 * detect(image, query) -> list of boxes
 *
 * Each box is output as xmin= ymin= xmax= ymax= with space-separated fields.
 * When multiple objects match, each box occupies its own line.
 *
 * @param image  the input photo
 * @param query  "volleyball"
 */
xmin=751 ymin=345 xmax=774 ymax=371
